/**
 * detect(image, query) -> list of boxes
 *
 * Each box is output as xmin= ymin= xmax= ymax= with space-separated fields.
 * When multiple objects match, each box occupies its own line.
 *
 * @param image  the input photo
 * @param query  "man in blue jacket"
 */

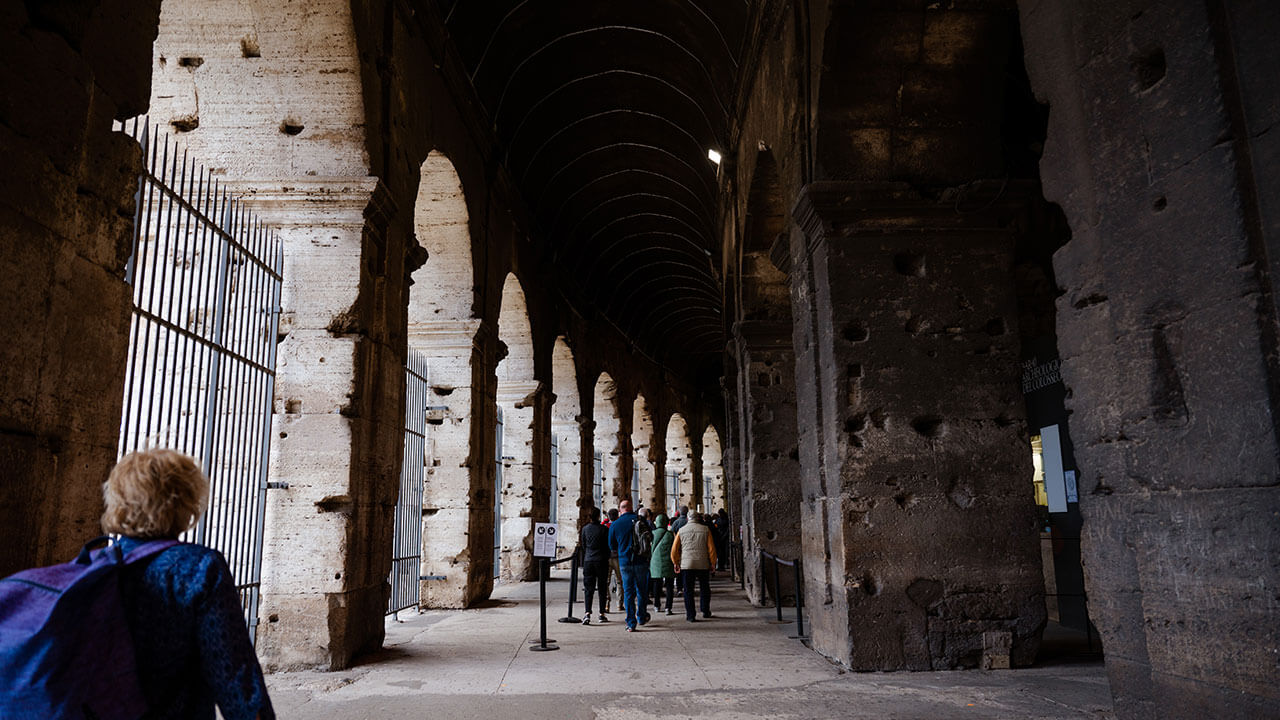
xmin=607 ymin=498 xmax=651 ymax=631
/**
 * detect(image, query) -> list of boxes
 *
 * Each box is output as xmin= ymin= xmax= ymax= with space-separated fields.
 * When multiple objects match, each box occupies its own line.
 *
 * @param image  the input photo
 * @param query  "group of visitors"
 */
xmin=576 ymin=500 xmax=732 ymax=632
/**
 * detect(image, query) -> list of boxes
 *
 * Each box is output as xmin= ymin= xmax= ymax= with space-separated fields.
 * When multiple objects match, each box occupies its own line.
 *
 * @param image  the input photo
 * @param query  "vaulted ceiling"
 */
xmin=433 ymin=0 xmax=754 ymax=362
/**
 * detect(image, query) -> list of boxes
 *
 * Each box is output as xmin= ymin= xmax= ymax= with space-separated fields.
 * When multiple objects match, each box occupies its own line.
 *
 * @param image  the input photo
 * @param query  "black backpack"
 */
xmin=633 ymin=519 xmax=654 ymax=558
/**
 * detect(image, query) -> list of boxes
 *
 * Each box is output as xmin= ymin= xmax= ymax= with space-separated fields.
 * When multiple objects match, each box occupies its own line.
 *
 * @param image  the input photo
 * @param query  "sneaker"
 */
xmin=581 ymin=616 xmax=591 ymax=625
xmin=686 ymin=616 xmax=698 ymax=622
xmin=665 ymin=608 xmax=674 ymax=615
xmin=639 ymin=614 xmax=651 ymax=626
xmin=598 ymin=614 xmax=608 ymax=623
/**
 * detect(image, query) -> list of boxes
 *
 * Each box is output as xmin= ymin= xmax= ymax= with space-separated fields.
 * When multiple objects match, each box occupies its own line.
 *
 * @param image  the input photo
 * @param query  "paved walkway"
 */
xmin=267 ymin=573 xmax=1113 ymax=719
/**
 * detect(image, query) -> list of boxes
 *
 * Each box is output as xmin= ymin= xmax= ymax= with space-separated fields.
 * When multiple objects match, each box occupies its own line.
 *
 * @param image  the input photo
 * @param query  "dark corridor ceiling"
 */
xmin=433 ymin=0 xmax=752 ymax=363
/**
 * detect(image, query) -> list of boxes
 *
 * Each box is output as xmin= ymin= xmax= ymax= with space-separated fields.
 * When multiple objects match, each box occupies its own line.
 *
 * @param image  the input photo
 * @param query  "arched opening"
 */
xmin=591 ymin=372 xmax=622 ymax=510
xmin=550 ymin=337 xmax=583 ymax=545
xmin=631 ymin=394 xmax=656 ymax=512
xmin=495 ymin=274 xmax=537 ymax=582
xmin=408 ymin=151 xmax=480 ymax=608
xmin=701 ymin=425 xmax=725 ymax=515
xmin=664 ymin=413 xmax=694 ymax=513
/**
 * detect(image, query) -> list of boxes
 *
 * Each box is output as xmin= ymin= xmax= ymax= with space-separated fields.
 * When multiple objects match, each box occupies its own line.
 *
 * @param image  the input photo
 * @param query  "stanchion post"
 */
xmin=793 ymin=559 xmax=806 ymax=638
xmin=559 ymin=550 xmax=580 ymax=623
xmin=773 ymin=554 xmax=784 ymax=622
xmin=529 ymin=557 xmax=559 ymax=652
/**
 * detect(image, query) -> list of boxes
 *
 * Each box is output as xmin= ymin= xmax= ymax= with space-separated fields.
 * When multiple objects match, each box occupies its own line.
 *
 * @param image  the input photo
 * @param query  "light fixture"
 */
xmin=707 ymin=149 xmax=722 ymax=165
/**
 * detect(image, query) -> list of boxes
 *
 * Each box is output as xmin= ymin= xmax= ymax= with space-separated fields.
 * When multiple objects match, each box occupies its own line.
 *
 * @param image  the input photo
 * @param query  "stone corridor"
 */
xmin=2 ymin=1 xmax=1277 ymax=718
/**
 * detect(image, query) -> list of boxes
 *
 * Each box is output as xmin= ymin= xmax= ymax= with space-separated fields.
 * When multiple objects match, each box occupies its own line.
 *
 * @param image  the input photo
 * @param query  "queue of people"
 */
xmin=576 ymin=500 xmax=731 ymax=630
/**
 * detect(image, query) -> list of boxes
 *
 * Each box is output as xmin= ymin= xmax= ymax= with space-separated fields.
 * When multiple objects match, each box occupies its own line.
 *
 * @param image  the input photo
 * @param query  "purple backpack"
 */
xmin=0 ymin=537 xmax=177 ymax=720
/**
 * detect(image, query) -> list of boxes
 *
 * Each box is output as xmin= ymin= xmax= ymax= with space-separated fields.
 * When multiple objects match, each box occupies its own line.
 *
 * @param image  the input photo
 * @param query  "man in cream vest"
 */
xmin=670 ymin=513 xmax=718 ymax=621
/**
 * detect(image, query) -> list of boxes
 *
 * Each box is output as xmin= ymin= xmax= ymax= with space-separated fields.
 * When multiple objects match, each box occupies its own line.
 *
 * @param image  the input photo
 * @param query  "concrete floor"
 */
xmin=268 ymin=573 xmax=1114 ymax=719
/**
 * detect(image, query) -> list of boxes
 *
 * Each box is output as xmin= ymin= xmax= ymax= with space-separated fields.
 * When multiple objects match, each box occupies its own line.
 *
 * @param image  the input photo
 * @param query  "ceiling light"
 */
xmin=707 ymin=149 xmax=722 ymax=165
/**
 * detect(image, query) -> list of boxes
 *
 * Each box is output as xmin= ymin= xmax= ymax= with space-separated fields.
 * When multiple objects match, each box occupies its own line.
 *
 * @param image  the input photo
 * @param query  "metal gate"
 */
xmin=593 ymin=451 xmax=603 ymax=509
xmin=549 ymin=435 xmax=559 ymax=526
xmin=388 ymin=350 xmax=428 ymax=615
xmin=494 ymin=407 xmax=504 ymax=580
xmin=632 ymin=466 xmax=641 ymax=508
xmin=666 ymin=470 xmax=679 ymax=511
xmin=703 ymin=475 xmax=714 ymax=513
xmin=115 ymin=118 xmax=282 ymax=642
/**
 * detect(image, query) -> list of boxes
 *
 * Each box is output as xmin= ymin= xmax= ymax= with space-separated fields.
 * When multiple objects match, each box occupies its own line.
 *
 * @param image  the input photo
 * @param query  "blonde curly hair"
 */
xmin=102 ymin=449 xmax=209 ymax=538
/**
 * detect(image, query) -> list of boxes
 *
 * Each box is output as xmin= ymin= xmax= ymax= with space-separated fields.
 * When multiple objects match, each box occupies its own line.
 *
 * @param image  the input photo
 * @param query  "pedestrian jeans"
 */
xmin=681 ymin=569 xmax=711 ymax=619
xmin=582 ymin=560 xmax=610 ymax=615
xmin=650 ymin=576 xmax=675 ymax=611
xmin=619 ymin=562 xmax=650 ymax=629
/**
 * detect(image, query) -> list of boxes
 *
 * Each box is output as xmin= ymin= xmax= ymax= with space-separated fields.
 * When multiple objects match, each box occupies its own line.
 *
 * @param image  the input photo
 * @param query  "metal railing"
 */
xmin=760 ymin=549 xmax=808 ymax=640
xmin=115 ymin=118 xmax=283 ymax=643
xmin=388 ymin=350 xmax=429 ymax=616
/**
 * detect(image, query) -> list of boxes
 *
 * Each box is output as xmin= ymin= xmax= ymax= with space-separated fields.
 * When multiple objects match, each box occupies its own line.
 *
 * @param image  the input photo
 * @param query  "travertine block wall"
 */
xmin=791 ymin=184 xmax=1046 ymax=669
xmin=1022 ymin=0 xmax=1280 ymax=715
xmin=0 ymin=0 xmax=163 ymax=576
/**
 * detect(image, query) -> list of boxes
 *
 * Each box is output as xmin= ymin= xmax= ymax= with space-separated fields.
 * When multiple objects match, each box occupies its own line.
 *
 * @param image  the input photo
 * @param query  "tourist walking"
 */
xmin=577 ymin=507 xmax=611 ymax=624
xmin=606 ymin=499 xmax=651 ymax=631
xmin=605 ymin=508 xmax=621 ymax=611
xmin=649 ymin=513 xmax=677 ymax=614
xmin=671 ymin=512 xmax=717 ymax=621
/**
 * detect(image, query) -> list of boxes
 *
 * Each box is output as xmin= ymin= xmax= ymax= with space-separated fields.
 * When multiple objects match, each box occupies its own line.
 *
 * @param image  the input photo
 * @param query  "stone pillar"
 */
xmin=734 ymin=322 xmax=803 ymax=607
xmin=529 ymin=382 xmax=554 ymax=553
xmin=244 ymin=178 xmax=409 ymax=671
xmin=1022 ymin=2 xmax=1280 ymax=714
xmin=577 ymin=415 xmax=596 ymax=522
xmin=409 ymin=319 xmax=482 ymax=608
xmin=791 ymin=181 xmax=1046 ymax=670
xmin=0 ymin=0 xmax=163 ymax=577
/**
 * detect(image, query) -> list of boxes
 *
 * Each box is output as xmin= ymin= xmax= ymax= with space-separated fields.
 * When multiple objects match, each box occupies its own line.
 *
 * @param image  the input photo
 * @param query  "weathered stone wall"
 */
xmin=0 ymin=0 xmax=162 ymax=577
xmin=1022 ymin=0 xmax=1280 ymax=715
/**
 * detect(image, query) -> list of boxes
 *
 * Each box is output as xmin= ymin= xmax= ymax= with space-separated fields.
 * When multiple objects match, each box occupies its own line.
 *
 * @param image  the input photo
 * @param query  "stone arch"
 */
xmin=591 ymin=372 xmax=622 ymax=510
xmin=701 ymin=425 xmax=725 ymax=514
xmin=631 ymin=394 xmax=657 ymax=512
xmin=408 ymin=151 xmax=481 ymax=609
xmin=664 ymin=413 xmax=694 ymax=512
xmin=496 ymin=273 xmax=537 ymax=582
xmin=550 ymin=337 xmax=582 ymax=543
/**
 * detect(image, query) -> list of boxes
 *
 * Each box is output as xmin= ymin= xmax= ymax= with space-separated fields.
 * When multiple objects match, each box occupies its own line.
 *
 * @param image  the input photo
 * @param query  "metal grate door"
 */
xmin=494 ymin=407 xmax=503 ymax=580
xmin=549 ymin=435 xmax=559 ymax=526
xmin=388 ymin=350 xmax=428 ymax=615
xmin=115 ymin=119 xmax=282 ymax=643
xmin=593 ymin=451 xmax=603 ymax=509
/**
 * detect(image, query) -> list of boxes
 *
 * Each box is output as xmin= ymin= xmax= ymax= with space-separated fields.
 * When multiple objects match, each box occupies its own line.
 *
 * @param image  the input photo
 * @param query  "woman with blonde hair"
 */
xmin=103 ymin=448 xmax=274 ymax=720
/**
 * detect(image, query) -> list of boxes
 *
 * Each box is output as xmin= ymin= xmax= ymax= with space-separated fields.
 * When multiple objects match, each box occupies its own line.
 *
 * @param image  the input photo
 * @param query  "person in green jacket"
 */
xmin=648 ymin=513 xmax=677 ymax=615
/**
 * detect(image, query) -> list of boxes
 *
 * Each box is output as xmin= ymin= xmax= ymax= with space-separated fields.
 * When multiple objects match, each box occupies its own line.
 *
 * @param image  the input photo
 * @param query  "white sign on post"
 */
xmin=533 ymin=523 xmax=557 ymax=558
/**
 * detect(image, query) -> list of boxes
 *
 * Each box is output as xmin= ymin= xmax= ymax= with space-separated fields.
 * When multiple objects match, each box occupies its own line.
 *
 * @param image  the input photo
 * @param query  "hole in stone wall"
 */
xmin=177 ymin=56 xmax=204 ymax=68
xmin=994 ymin=414 xmax=1015 ymax=427
xmin=789 ymin=447 xmax=799 ymax=460
xmin=845 ymin=413 xmax=867 ymax=434
xmin=847 ymin=363 xmax=862 ymax=379
xmin=1152 ymin=196 xmax=1167 ymax=212
xmin=905 ymin=316 xmax=927 ymax=335
xmin=432 ymin=385 xmax=455 ymax=396
xmin=241 ymin=34 xmax=261 ymax=58
xmin=911 ymin=416 xmax=945 ymax=438
xmin=893 ymin=252 xmax=926 ymax=277
xmin=170 ymin=115 xmax=199 ymax=133
xmin=1131 ymin=47 xmax=1167 ymax=91
xmin=984 ymin=318 xmax=1006 ymax=336
xmin=268 ymin=614 xmax=279 ymax=623
xmin=860 ymin=574 xmax=882 ymax=596
xmin=280 ymin=119 xmax=305 ymax=136
xmin=869 ymin=408 xmax=887 ymax=429
xmin=765 ymin=530 xmax=777 ymax=541
xmin=841 ymin=322 xmax=869 ymax=342
xmin=894 ymin=492 xmax=916 ymax=509
xmin=279 ymin=431 xmax=288 ymax=439
xmin=285 ymin=398 xmax=301 ymax=414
